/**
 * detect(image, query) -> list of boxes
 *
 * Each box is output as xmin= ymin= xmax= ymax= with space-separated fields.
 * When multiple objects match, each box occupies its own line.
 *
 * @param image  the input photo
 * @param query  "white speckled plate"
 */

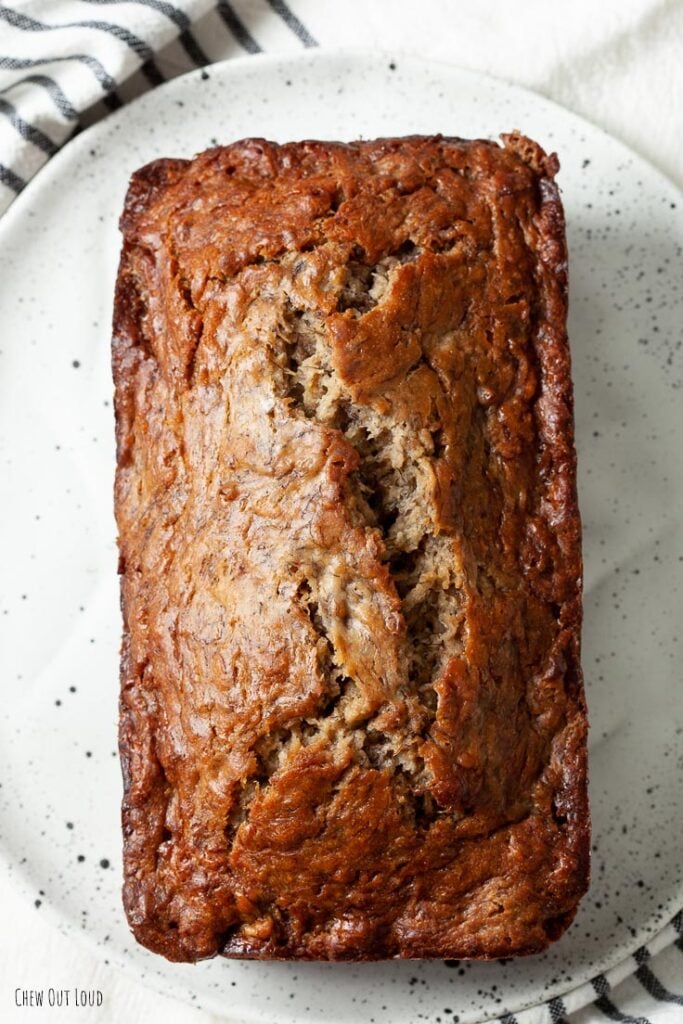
xmin=0 ymin=49 xmax=682 ymax=1024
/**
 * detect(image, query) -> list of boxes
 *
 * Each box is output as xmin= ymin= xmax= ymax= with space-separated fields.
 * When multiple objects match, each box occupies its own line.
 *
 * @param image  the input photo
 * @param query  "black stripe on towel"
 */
xmin=102 ymin=93 xmax=123 ymax=111
xmin=264 ymin=0 xmax=317 ymax=47
xmin=0 ymin=96 xmax=58 ymax=154
xmin=0 ymin=161 xmax=27 ymax=193
xmin=138 ymin=60 xmax=165 ymax=86
xmin=634 ymin=946 xmax=683 ymax=1005
xmin=0 ymin=53 xmax=117 ymax=93
xmin=592 ymin=974 xmax=653 ymax=1024
xmin=216 ymin=2 xmax=262 ymax=54
xmin=672 ymin=910 xmax=683 ymax=953
xmin=0 ymin=73 xmax=78 ymax=120
xmin=176 ymin=28 xmax=210 ymax=66
xmin=0 ymin=5 xmax=165 ymax=84
xmin=83 ymin=0 xmax=211 ymax=66
xmin=548 ymin=996 xmax=569 ymax=1023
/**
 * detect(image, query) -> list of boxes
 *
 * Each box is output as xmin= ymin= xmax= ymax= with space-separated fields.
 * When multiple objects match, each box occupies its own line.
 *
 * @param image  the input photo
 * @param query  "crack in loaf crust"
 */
xmin=113 ymin=132 xmax=589 ymax=963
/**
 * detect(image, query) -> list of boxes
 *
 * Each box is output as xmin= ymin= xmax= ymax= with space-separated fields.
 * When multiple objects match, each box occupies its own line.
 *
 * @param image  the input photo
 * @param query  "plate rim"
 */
xmin=0 ymin=46 xmax=680 ymax=247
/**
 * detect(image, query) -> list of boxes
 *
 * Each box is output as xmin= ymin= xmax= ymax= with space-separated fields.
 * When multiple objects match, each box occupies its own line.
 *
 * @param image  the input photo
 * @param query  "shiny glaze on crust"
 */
xmin=113 ymin=132 xmax=589 ymax=962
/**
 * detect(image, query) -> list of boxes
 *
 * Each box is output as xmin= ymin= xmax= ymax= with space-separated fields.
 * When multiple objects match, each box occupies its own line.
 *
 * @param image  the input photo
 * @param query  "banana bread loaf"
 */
xmin=113 ymin=132 xmax=589 ymax=962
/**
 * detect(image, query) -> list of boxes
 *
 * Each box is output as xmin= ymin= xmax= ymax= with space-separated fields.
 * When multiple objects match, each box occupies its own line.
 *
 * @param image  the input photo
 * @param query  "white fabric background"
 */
xmin=0 ymin=1 xmax=681 ymax=1022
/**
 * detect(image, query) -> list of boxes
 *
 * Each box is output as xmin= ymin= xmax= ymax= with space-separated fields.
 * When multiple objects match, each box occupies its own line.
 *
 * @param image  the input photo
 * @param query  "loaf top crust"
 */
xmin=113 ymin=133 xmax=589 ymax=962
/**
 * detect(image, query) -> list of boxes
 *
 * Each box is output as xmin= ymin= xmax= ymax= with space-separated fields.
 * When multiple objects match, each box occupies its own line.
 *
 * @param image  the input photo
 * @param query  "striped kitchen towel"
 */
xmin=0 ymin=3 xmax=681 ymax=1023
xmin=0 ymin=0 xmax=317 ymax=211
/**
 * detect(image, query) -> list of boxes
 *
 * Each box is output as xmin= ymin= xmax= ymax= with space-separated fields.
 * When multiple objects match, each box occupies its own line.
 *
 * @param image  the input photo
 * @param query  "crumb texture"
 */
xmin=113 ymin=133 xmax=589 ymax=962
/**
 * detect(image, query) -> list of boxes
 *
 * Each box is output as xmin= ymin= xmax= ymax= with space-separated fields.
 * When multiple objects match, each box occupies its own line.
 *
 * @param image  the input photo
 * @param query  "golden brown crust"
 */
xmin=113 ymin=132 xmax=589 ymax=962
